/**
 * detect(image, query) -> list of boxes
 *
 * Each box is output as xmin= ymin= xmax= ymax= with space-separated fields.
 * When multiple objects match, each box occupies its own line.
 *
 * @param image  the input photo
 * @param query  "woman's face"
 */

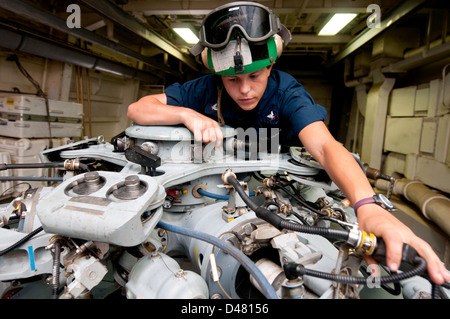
xmin=221 ymin=64 xmax=273 ymax=111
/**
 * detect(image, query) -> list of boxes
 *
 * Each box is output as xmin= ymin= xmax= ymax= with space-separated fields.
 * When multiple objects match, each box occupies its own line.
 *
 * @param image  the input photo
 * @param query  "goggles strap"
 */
xmin=189 ymin=42 xmax=205 ymax=56
xmin=279 ymin=24 xmax=292 ymax=46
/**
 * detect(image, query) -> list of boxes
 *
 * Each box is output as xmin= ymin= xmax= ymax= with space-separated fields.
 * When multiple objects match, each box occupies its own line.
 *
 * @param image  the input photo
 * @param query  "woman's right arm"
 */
xmin=127 ymin=93 xmax=224 ymax=148
xmin=128 ymin=93 xmax=185 ymax=126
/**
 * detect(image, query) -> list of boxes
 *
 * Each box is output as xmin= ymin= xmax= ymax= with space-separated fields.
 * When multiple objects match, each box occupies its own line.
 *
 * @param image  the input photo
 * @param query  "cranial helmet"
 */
xmin=189 ymin=1 xmax=291 ymax=75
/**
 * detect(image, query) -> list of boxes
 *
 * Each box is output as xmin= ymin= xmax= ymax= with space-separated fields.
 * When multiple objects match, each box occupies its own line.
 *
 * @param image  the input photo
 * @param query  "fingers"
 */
xmin=383 ymin=231 xmax=403 ymax=273
xmin=213 ymin=126 xmax=224 ymax=149
xmin=358 ymin=207 xmax=449 ymax=285
xmin=379 ymin=229 xmax=449 ymax=285
xmin=408 ymin=238 xmax=450 ymax=285
xmin=191 ymin=117 xmax=224 ymax=150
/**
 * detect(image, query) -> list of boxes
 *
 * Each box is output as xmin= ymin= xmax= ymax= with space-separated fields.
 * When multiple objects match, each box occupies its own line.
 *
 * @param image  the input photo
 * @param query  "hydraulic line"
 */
xmin=224 ymin=171 xmax=450 ymax=294
xmin=283 ymin=257 xmax=427 ymax=285
xmin=0 ymin=226 xmax=44 ymax=256
xmin=197 ymin=188 xmax=229 ymax=200
xmin=0 ymin=162 xmax=65 ymax=170
xmin=156 ymin=221 xmax=278 ymax=299
xmin=271 ymin=182 xmax=327 ymax=217
xmin=197 ymin=188 xmax=256 ymax=200
xmin=223 ymin=169 xmax=446 ymax=287
xmin=224 ymin=170 xmax=350 ymax=241
xmin=0 ymin=159 xmax=89 ymax=183
xmin=0 ymin=176 xmax=64 ymax=182
xmin=0 ymin=160 xmax=90 ymax=172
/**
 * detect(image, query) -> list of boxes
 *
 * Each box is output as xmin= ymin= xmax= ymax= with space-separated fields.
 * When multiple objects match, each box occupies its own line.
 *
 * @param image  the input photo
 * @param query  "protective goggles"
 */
xmin=198 ymin=2 xmax=282 ymax=50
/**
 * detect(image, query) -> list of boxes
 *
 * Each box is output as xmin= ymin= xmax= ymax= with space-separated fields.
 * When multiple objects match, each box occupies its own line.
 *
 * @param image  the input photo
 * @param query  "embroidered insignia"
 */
xmin=266 ymin=111 xmax=276 ymax=121
xmin=211 ymin=103 xmax=218 ymax=112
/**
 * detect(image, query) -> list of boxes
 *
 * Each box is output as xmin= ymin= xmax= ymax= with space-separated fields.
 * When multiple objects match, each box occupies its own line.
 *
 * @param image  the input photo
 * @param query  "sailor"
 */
xmin=128 ymin=1 xmax=449 ymax=284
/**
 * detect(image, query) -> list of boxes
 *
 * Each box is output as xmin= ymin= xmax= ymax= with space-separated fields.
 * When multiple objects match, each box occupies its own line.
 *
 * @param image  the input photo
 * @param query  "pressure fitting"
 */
xmin=347 ymin=228 xmax=377 ymax=255
xmin=221 ymin=169 xmax=237 ymax=184
xmin=262 ymin=177 xmax=275 ymax=188
xmin=64 ymin=158 xmax=80 ymax=171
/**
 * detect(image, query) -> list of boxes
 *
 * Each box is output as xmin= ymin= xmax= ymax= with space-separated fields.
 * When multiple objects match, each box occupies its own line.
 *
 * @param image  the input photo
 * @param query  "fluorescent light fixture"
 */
xmin=319 ymin=13 xmax=357 ymax=36
xmin=173 ymin=27 xmax=199 ymax=44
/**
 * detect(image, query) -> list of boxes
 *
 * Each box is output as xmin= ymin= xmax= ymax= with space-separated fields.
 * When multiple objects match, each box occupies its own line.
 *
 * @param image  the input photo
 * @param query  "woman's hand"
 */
xmin=357 ymin=204 xmax=450 ymax=285
xmin=180 ymin=108 xmax=224 ymax=149
xmin=128 ymin=94 xmax=224 ymax=150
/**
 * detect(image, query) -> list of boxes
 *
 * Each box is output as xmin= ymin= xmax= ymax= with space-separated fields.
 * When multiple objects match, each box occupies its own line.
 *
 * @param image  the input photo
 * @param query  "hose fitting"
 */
xmin=64 ymin=158 xmax=80 ymax=171
xmin=347 ymin=228 xmax=377 ymax=255
xmin=222 ymin=169 xmax=237 ymax=185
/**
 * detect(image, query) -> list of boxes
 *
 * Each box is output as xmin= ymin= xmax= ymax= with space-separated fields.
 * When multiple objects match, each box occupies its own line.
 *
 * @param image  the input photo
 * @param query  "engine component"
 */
xmin=126 ymin=252 xmax=209 ymax=299
xmin=61 ymin=254 xmax=108 ymax=299
xmin=66 ymin=171 xmax=106 ymax=195
xmin=125 ymin=145 xmax=161 ymax=176
xmin=36 ymin=171 xmax=164 ymax=246
xmin=1 ymin=124 xmax=446 ymax=301
xmin=106 ymin=175 xmax=148 ymax=200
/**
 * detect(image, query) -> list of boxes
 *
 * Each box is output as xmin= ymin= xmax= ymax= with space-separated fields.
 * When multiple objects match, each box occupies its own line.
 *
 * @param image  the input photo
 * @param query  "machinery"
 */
xmin=0 ymin=125 xmax=447 ymax=299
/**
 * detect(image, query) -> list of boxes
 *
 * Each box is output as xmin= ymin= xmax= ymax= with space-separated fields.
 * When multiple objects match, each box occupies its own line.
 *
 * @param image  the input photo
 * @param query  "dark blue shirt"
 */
xmin=165 ymin=69 xmax=327 ymax=146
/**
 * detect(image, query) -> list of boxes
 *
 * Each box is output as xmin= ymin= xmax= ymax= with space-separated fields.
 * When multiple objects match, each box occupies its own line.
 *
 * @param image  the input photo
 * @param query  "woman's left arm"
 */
xmin=298 ymin=121 xmax=449 ymax=284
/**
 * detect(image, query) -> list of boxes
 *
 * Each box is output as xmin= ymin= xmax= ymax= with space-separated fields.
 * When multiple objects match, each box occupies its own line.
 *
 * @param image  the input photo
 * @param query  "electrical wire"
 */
xmin=0 ymin=226 xmax=44 ymax=256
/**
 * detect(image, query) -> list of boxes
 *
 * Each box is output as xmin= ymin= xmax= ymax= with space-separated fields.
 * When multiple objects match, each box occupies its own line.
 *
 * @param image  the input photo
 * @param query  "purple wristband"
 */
xmin=353 ymin=197 xmax=376 ymax=213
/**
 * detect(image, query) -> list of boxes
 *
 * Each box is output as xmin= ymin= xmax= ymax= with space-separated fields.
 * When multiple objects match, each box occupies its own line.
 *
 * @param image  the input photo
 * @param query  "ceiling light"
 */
xmin=173 ymin=27 xmax=199 ymax=44
xmin=318 ymin=13 xmax=357 ymax=36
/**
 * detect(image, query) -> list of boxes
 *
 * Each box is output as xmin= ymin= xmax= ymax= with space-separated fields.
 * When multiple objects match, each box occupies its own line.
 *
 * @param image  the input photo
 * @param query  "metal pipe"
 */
xmin=0 ymin=27 xmax=159 ymax=83
xmin=0 ymin=0 xmax=182 ymax=77
xmin=0 ymin=176 xmax=64 ymax=182
xmin=79 ymin=0 xmax=198 ymax=71
xmin=374 ymin=178 xmax=450 ymax=237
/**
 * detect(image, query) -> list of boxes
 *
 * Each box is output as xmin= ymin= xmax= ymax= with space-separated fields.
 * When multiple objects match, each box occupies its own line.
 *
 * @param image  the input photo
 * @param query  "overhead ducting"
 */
xmin=0 ymin=0 xmax=189 ymax=78
xmin=0 ymin=26 xmax=159 ymax=83
xmin=325 ymin=0 xmax=427 ymax=68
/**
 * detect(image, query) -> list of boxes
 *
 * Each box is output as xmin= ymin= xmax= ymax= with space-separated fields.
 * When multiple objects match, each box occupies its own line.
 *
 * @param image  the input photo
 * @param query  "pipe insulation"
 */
xmin=374 ymin=178 xmax=450 ymax=237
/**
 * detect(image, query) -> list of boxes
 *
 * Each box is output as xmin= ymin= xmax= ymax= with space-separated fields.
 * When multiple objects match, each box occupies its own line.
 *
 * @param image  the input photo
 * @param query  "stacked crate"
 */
xmin=0 ymin=93 xmax=82 ymax=196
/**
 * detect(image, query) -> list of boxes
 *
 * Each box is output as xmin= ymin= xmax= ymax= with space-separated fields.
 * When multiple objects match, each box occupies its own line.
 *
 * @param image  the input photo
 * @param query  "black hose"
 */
xmin=284 ymin=256 xmax=427 ymax=285
xmin=226 ymin=173 xmax=284 ymax=229
xmin=0 ymin=226 xmax=44 ymax=256
xmin=431 ymin=282 xmax=449 ymax=299
xmin=359 ymin=264 xmax=402 ymax=296
xmin=225 ymin=173 xmax=350 ymax=241
xmin=279 ymin=219 xmax=350 ymax=241
xmin=273 ymin=183 xmax=327 ymax=216
xmin=226 ymin=173 xmax=450 ymax=298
